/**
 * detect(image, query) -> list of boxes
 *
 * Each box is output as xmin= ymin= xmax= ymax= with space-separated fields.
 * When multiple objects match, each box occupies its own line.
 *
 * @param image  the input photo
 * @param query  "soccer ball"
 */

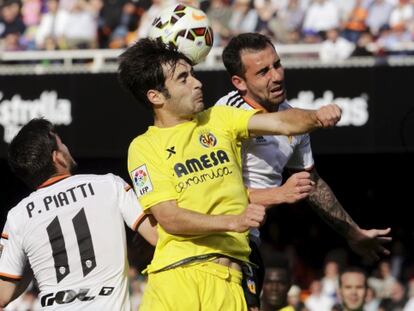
xmin=148 ymin=4 xmax=214 ymax=65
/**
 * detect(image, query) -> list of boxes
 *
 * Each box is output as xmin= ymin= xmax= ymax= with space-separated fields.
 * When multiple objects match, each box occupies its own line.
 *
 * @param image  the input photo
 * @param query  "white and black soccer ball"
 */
xmin=148 ymin=3 xmax=214 ymax=65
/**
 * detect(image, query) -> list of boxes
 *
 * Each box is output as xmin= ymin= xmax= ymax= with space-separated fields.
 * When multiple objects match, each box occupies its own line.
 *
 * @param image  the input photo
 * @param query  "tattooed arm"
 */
xmin=305 ymin=168 xmax=391 ymax=262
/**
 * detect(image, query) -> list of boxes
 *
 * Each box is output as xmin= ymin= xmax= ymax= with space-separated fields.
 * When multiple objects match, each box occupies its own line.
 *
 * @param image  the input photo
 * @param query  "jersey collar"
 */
xmin=241 ymin=95 xmax=270 ymax=112
xmin=37 ymin=174 xmax=71 ymax=189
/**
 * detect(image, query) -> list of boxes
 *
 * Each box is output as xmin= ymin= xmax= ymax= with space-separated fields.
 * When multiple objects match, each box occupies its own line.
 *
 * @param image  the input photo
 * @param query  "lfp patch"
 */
xmin=131 ymin=165 xmax=153 ymax=197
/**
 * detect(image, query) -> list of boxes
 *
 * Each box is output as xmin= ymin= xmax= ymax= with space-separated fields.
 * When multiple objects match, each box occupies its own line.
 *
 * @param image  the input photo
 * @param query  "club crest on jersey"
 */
xmin=247 ymin=279 xmax=256 ymax=294
xmin=199 ymin=132 xmax=217 ymax=148
xmin=131 ymin=165 xmax=153 ymax=197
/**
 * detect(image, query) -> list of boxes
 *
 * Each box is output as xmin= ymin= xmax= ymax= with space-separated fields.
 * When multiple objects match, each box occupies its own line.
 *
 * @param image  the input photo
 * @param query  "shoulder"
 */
xmin=214 ymin=90 xmax=250 ymax=109
xmin=128 ymin=131 xmax=156 ymax=155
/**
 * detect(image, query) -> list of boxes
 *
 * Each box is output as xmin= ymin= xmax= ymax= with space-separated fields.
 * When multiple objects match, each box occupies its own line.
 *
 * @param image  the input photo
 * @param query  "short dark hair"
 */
xmin=222 ymin=33 xmax=275 ymax=78
xmin=118 ymin=38 xmax=192 ymax=109
xmin=8 ymin=118 xmax=58 ymax=189
xmin=339 ymin=267 xmax=368 ymax=288
xmin=263 ymin=253 xmax=292 ymax=280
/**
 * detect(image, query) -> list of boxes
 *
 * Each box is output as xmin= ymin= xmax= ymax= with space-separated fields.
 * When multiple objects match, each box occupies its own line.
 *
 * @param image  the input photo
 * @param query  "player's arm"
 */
xmin=0 ymin=277 xmax=19 ymax=307
xmin=136 ymin=214 xmax=158 ymax=246
xmin=248 ymin=172 xmax=315 ymax=206
xmin=149 ymin=200 xmax=265 ymax=235
xmin=0 ymin=267 xmax=32 ymax=307
xmin=306 ymin=167 xmax=391 ymax=262
xmin=247 ymin=104 xmax=341 ymax=136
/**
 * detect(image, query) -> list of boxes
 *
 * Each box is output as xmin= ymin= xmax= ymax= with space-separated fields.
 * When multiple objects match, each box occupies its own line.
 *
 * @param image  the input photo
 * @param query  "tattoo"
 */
xmin=306 ymin=169 xmax=357 ymax=237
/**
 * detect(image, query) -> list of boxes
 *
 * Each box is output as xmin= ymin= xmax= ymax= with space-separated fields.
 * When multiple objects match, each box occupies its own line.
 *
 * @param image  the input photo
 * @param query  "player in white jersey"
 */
xmin=0 ymin=118 xmax=157 ymax=310
xmin=216 ymin=33 xmax=392 ymax=310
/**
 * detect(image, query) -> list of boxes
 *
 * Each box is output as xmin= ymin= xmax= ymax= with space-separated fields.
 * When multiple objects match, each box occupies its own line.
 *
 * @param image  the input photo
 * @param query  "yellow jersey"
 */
xmin=128 ymin=106 xmax=258 ymax=273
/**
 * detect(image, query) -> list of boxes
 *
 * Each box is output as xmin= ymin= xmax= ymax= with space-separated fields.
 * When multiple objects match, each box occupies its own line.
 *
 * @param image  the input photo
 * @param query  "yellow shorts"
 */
xmin=139 ymin=261 xmax=247 ymax=311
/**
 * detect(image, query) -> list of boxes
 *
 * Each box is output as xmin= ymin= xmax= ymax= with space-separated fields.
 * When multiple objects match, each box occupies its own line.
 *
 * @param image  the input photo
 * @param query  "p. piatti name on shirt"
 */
xmin=173 ymin=149 xmax=233 ymax=193
xmin=26 ymin=183 xmax=95 ymax=218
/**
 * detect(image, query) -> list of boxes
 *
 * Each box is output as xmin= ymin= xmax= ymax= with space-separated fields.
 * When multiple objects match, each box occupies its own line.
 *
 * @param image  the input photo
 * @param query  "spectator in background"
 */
xmin=389 ymin=0 xmax=413 ymax=31
xmin=269 ymin=0 xmax=305 ymax=43
xmin=261 ymin=256 xmax=295 ymax=311
xmin=351 ymin=30 xmax=375 ymax=56
xmin=0 ymin=0 xmax=26 ymax=50
xmin=369 ymin=260 xmax=397 ymax=299
xmin=319 ymin=27 xmax=355 ymax=62
xmin=287 ymin=284 xmax=307 ymax=311
xmin=206 ymin=0 xmax=232 ymax=47
xmin=302 ymin=0 xmax=340 ymax=39
xmin=254 ymin=0 xmax=279 ymax=37
xmin=97 ymin=0 xmax=130 ymax=48
xmin=364 ymin=286 xmax=382 ymax=311
xmin=342 ymin=0 xmax=369 ymax=43
xmin=228 ymin=0 xmax=258 ymax=35
xmin=335 ymin=267 xmax=368 ymax=311
xmin=61 ymin=0 xmax=100 ymax=49
xmin=375 ymin=23 xmax=412 ymax=55
xmin=35 ymin=0 xmax=68 ymax=50
xmin=321 ymin=260 xmax=340 ymax=301
xmin=365 ymin=0 xmax=393 ymax=36
xmin=108 ymin=1 xmax=140 ymax=49
xmin=378 ymin=280 xmax=408 ymax=311
xmin=305 ymin=280 xmax=335 ymax=311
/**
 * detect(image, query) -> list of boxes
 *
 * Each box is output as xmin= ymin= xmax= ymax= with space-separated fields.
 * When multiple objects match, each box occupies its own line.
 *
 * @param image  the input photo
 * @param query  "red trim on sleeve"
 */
xmin=0 ymin=272 xmax=23 ymax=280
xmin=132 ymin=213 xmax=146 ymax=232
xmin=124 ymin=185 xmax=132 ymax=192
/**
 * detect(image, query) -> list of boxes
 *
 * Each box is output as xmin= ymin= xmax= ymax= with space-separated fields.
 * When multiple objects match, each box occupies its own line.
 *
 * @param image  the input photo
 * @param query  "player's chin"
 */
xmin=194 ymin=100 xmax=204 ymax=113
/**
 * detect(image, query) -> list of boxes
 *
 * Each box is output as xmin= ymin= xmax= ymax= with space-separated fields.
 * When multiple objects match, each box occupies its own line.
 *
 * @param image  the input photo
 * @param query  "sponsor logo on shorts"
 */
xmin=199 ymin=132 xmax=217 ymax=148
xmin=131 ymin=165 xmax=153 ymax=197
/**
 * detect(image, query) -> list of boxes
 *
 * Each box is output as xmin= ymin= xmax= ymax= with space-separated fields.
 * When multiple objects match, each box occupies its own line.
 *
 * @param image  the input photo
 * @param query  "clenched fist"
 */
xmin=230 ymin=203 xmax=266 ymax=233
xmin=316 ymin=104 xmax=342 ymax=128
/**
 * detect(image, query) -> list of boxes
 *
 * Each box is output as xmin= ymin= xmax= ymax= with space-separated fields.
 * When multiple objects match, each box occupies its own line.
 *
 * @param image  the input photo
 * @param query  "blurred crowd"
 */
xmin=1 ymin=0 xmax=414 ymax=59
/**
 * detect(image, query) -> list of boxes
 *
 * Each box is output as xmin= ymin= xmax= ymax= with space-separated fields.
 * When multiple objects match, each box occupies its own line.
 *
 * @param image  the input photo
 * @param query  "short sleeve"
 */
xmin=209 ymin=106 xmax=259 ymax=141
xmin=0 ymin=218 xmax=25 ymax=280
xmin=286 ymin=134 xmax=314 ymax=170
xmin=111 ymin=174 xmax=145 ymax=231
xmin=128 ymin=140 xmax=177 ymax=211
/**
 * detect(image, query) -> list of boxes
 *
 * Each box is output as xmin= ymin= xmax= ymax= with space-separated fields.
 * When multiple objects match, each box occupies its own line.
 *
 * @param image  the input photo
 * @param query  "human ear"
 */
xmin=147 ymin=89 xmax=164 ymax=108
xmin=231 ymin=75 xmax=247 ymax=92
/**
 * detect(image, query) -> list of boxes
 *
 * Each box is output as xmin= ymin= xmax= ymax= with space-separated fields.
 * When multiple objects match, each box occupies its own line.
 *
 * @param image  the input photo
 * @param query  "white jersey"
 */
xmin=215 ymin=90 xmax=314 ymax=188
xmin=215 ymin=91 xmax=314 ymax=242
xmin=0 ymin=174 xmax=145 ymax=310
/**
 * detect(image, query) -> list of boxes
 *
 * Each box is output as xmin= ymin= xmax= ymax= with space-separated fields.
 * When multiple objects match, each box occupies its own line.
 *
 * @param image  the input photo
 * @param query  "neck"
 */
xmin=154 ymin=110 xmax=193 ymax=128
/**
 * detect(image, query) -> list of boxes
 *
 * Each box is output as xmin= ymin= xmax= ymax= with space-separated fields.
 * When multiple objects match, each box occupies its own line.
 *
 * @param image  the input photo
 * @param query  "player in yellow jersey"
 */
xmin=118 ymin=38 xmax=341 ymax=311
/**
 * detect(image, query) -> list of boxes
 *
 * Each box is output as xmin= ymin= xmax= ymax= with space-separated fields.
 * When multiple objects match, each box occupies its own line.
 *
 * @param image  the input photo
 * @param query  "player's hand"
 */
xmin=316 ymin=104 xmax=342 ymax=128
xmin=348 ymin=227 xmax=392 ymax=263
xmin=231 ymin=203 xmax=266 ymax=233
xmin=280 ymin=171 xmax=315 ymax=203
